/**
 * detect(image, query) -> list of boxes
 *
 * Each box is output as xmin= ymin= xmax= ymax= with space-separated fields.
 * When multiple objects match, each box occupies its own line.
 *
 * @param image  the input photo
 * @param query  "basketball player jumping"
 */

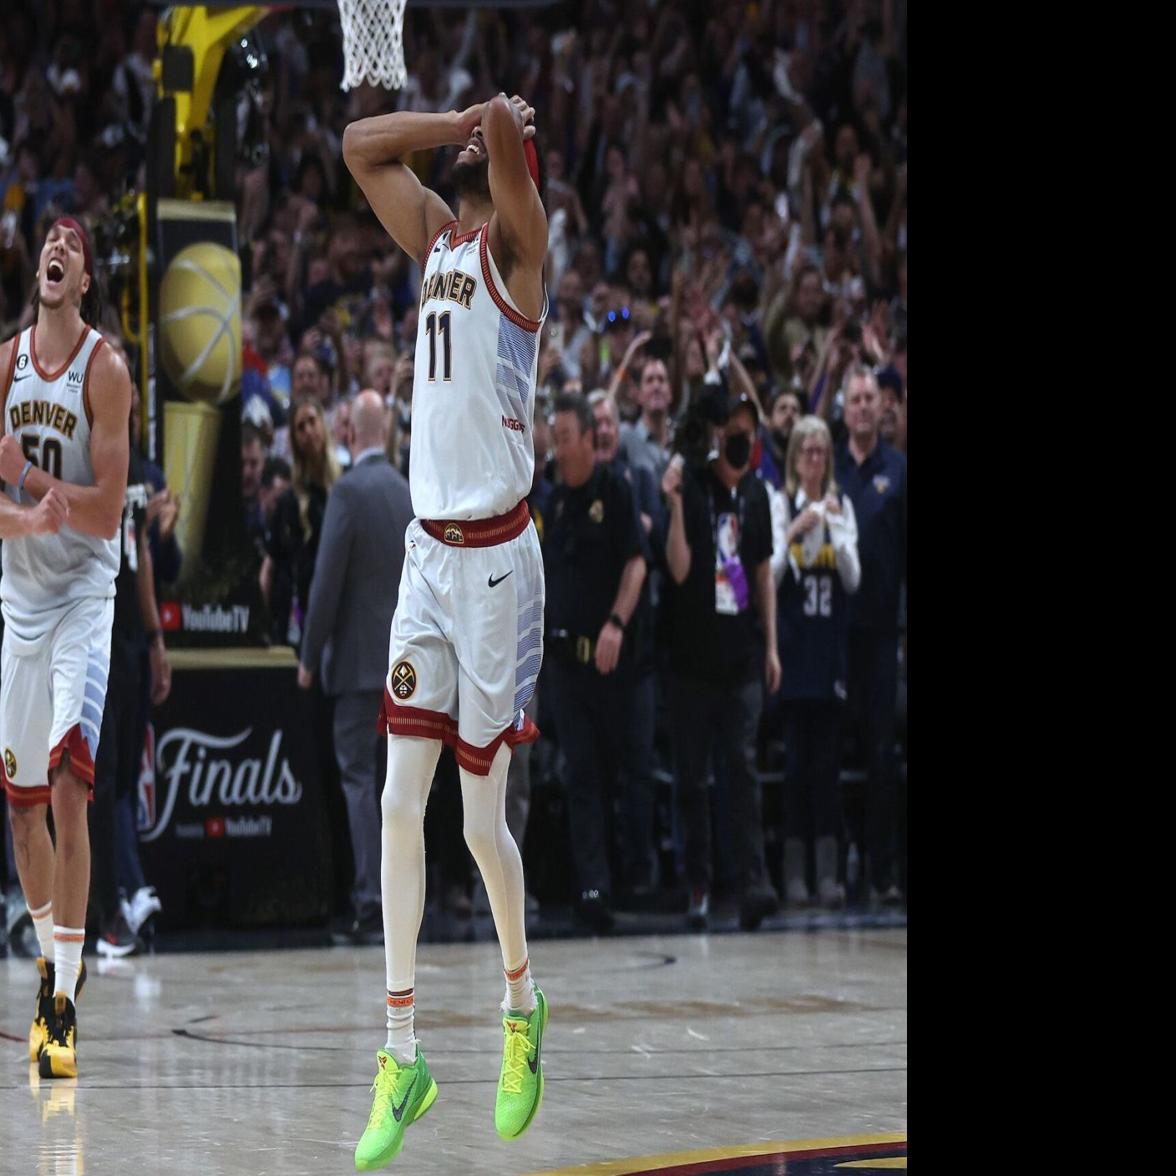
xmin=343 ymin=93 xmax=548 ymax=1168
xmin=0 ymin=217 xmax=131 ymax=1079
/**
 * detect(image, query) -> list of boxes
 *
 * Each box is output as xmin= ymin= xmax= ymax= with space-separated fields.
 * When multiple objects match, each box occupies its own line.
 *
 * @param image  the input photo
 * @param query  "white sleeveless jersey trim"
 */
xmin=422 ymin=218 xmax=459 ymax=265
xmin=2 ymin=325 xmax=119 ymax=619
xmin=28 ymin=324 xmax=92 ymax=386
xmin=478 ymin=230 xmax=543 ymax=332
xmin=408 ymin=222 xmax=549 ymax=521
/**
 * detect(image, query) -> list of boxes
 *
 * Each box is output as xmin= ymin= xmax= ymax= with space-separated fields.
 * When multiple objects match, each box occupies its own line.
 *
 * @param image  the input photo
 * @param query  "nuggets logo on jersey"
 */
xmin=391 ymin=661 xmax=417 ymax=700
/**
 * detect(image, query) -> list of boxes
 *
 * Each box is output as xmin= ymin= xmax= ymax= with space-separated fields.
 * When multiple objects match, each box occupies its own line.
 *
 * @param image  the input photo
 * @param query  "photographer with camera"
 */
xmin=661 ymin=394 xmax=781 ymax=933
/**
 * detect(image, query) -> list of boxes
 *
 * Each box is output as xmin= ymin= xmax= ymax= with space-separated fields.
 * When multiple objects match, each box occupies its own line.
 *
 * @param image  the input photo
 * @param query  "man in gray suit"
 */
xmin=298 ymin=389 xmax=413 ymax=939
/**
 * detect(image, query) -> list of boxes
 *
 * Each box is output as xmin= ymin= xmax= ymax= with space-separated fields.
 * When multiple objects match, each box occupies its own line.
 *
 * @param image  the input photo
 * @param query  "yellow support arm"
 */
xmin=155 ymin=5 xmax=265 ymax=196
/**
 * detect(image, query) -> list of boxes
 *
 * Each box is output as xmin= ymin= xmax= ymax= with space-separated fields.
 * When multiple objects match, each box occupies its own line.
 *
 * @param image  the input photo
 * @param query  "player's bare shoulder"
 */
xmin=85 ymin=337 xmax=132 ymax=432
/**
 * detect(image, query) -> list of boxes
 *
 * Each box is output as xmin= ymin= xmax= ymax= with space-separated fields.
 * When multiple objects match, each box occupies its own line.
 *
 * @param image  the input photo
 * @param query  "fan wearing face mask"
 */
xmin=660 ymin=395 xmax=781 ymax=934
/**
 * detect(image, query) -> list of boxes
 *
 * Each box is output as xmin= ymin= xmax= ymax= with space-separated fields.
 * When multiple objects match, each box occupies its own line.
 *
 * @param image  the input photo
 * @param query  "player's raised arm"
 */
xmin=0 ymin=342 xmax=129 ymax=539
xmin=484 ymin=94 xmax=548 ymax=276
xmin=343 ymin=107 xmax=482 ymax=265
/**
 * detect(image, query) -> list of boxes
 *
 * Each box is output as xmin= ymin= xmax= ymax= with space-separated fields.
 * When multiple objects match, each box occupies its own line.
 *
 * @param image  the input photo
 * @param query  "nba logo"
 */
xmin=137 ymin=722 xmax=156 ymax=832
xmin=716 ymin=512 xmax=741 ymax=560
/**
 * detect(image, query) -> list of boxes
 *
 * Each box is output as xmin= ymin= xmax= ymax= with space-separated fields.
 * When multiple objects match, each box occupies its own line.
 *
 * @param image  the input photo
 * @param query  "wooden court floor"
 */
xmin=1 ymin=930 xmax=907 ymax=1175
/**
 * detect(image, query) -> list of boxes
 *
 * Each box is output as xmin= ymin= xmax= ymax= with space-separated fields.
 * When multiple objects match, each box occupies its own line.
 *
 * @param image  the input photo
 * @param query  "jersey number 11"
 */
xmin=425 ymin=311 xmax=452 ymax=382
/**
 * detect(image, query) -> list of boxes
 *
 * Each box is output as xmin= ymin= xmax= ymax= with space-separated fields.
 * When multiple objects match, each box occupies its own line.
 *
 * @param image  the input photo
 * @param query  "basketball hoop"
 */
xmin=338 ymin=0 xmax=408 ymax=91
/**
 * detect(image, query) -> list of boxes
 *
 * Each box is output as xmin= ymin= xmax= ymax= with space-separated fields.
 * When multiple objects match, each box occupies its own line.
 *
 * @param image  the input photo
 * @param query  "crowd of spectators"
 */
xmin=1 ymin=0 xmax=907 ymax=941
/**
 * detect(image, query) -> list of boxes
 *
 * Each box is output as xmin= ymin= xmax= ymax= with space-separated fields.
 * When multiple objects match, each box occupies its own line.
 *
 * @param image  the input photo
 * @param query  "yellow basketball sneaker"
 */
xmin=29 ymin=959 xmax=86 ymax=1063
xmin=495 ymin=986 xmax=548 ymax=1140
xmin=354 ymin=1048 xmax=438 ymax=1171
xmin=39 ymin=994 xmax=78 ymax=1079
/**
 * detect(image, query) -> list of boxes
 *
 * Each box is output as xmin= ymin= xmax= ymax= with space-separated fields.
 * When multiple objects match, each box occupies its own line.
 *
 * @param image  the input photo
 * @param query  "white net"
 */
xmin=338 ymin=0 xmax=408 ymax=91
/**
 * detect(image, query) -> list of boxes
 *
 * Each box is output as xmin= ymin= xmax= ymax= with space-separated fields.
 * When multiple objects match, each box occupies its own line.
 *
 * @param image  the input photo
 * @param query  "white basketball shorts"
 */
xmin=1 ymin=596 xmax=114 ymax=806
xmin=379 ymin=502 xmax=543 ymax=775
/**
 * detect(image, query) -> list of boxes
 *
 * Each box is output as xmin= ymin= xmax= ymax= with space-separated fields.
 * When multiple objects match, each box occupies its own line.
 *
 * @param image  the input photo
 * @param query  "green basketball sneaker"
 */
xmin=494 ymin=986 xmax=548 ymax=1140
xmin=354 ymin=1048 xmax=438 ymax=1171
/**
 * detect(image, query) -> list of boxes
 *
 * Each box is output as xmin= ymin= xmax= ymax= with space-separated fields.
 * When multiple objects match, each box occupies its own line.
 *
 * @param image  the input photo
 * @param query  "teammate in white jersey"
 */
xmin=343 ymin=93 xmax=549 ymax=1168
xmin=0 ymin=216 xmax=131 ymax=1081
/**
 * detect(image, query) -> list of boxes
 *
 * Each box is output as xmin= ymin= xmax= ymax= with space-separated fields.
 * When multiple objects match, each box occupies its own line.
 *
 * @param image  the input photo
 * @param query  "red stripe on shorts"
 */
xmin=454 ymin=714 xmax=540 ymax=777
xmin=379 ymin=692 xmax=460 ymax=745
xmin=49 ymin=724 xmax=97 ymax=794
xmin=2 ymin=778 xmax=52 ymax=807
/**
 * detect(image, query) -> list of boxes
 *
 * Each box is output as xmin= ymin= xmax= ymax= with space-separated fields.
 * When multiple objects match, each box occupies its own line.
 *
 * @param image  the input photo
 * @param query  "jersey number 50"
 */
xmin=425 ymin=311 xmax=452 ymax=382
xmin=20 ymin=434 xmax=64 ymax=481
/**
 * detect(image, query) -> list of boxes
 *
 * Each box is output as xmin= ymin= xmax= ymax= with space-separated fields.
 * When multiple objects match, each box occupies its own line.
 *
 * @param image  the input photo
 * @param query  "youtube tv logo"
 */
xmin=160 ymin=601 xmax=181 ymax=632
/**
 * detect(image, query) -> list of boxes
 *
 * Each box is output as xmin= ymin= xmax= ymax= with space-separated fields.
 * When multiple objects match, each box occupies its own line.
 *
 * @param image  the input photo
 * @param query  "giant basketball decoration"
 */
xmin=159 ymin=242 xmax=242 ymax=406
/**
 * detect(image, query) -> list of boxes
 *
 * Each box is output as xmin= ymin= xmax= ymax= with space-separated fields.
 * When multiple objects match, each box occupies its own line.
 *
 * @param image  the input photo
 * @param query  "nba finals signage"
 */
xmin=136 ymin=660 xmax=329 ymax=929
xmin=153 ymin=199 xmax=263 ymax=646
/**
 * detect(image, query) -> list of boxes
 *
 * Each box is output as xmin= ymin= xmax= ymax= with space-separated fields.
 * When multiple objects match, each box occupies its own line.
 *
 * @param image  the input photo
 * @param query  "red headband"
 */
xmin=51 ymin=216 xmax=93 ymax=279
xmin=524 ymin=139 xmax=540 ymax=190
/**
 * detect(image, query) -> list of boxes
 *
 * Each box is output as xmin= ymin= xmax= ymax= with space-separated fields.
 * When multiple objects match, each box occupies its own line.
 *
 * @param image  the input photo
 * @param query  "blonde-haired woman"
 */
xmin=260 ymin=396 xmax=342 ymax=645
xmin=777 ymin=415 xmax=860 ymax=909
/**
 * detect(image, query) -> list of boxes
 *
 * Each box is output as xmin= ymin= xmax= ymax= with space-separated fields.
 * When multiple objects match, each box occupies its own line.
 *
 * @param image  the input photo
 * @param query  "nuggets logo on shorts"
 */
xmin=3 ymin=748 xmax=15 ymax=780
xmin=391 ymin=661 xmax=417 ymax=700
xmin=443 ymin=523 xmax=465 ymax=545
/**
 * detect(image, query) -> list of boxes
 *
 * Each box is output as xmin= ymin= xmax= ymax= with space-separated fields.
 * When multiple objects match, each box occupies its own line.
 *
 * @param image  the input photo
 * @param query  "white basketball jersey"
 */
xmin=409 ymin=221 xmax=548 ymax=520
xmin=2 ymin=325 xmax=119 ymax=618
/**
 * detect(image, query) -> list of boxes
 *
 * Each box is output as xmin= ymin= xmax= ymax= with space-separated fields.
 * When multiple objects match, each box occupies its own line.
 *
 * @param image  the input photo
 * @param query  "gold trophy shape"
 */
xmin=159 ymin=241 xmax=242 ymax=574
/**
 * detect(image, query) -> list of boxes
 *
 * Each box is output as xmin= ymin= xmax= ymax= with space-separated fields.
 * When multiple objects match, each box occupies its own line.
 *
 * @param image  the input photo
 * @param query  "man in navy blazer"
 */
xmin=299 ymin=389 xmax=413 ymax=937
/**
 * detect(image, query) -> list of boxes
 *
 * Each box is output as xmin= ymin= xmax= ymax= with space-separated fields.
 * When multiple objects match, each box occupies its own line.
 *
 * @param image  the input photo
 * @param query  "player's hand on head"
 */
xmin=510 ymin=95 xmax=537 ymax=139
xmin=455 ymin=102 xmax=487 ymax=143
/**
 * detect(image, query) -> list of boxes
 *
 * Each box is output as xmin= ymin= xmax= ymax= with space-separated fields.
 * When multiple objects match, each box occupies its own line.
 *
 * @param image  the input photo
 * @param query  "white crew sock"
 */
xmin=385 ymin=988 xmax=417 ymax=1065
xmin=52 ymin=926 xmax=85 ymax=1002
xmin=29 ymin=901 xmax=54 ymax=961
xmin=504 ymin=957 xmax=536 ymax=1016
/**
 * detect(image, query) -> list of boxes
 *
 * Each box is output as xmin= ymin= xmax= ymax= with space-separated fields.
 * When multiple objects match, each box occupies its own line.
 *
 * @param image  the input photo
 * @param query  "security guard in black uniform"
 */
xmin=542 ymin=393 xmax=648 ymax=931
